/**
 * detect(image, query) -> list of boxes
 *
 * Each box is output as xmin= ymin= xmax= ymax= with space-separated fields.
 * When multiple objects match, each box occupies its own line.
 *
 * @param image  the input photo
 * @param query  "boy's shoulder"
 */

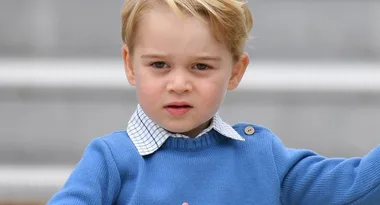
xmin=91 ymin=130 xmax=141 ymax=159
xmin=232 ymin=122 xmax=275 ymax=139
xmin=98 ymin=130 xmax=134 ymax=148
xmin=100 ymin=130 xmax=130 ymax=141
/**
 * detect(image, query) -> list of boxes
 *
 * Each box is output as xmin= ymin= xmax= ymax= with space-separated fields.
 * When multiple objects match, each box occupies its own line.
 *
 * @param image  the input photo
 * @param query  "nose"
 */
xmin=166 ymin=70 xmax=192 ymax=94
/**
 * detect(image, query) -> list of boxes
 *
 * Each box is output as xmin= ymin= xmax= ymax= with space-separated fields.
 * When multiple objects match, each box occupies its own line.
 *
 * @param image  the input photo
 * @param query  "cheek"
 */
xmin=135 ymin=70 xmax=162 ymax=102
xmin=136 ymin=81 xmax=160 ymax=99
xmin=199 ymin=75 xmax=229 ymax=104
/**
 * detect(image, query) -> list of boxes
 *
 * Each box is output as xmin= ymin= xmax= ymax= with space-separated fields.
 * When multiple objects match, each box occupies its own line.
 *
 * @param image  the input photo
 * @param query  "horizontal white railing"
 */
xmin=1 ymin=59 xmax=380 ymax=91
xmin=0 ymin=165 xmax=73 ymax=200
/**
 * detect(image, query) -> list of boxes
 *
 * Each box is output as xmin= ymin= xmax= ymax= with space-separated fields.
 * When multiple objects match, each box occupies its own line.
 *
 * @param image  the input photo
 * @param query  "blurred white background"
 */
xmin=0 ymin=0 xmax=379 ymax=204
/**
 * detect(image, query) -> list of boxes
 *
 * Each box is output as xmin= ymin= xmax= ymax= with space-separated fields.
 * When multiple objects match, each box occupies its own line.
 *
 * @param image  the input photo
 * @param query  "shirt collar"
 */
xmin=126 ymin=104 xmax=245 ymax=156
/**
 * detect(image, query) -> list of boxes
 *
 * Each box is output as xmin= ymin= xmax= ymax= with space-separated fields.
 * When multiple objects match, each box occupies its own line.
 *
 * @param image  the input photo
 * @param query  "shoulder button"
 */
xmin=244 ymin=126 xmax=255 ymax=135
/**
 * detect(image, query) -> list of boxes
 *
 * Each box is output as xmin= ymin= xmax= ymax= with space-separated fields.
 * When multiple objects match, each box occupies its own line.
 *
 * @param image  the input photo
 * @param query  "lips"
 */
xmin=164 ymin=102 xmax=193 ymax=116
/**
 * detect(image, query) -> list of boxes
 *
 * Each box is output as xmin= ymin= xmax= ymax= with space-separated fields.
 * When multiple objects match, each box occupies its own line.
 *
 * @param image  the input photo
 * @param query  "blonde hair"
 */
xmin=121 ymin=0 xmax=253 ymax=61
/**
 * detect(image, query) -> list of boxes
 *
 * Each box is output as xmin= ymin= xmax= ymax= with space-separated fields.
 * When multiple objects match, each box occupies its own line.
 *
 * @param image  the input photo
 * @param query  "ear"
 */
xmin=227 ymin=52 xmax=250 ymax=90
xmin=122 ymin=44 xmax=136 ymax=86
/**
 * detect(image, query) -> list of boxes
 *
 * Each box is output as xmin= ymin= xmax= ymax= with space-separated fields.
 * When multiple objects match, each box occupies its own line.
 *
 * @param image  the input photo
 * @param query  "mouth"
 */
xmin=164 ymin=102 xmax=193 ymax=116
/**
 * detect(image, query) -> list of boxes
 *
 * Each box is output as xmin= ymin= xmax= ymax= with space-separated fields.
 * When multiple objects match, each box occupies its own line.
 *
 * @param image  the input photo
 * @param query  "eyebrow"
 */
xmin=141 ymin=54 xmax=221 ymax=61
xmin=195 ymin=56 xmax=222 ymax=61
xmin=141 ymin=54 xmax=167 ymax=59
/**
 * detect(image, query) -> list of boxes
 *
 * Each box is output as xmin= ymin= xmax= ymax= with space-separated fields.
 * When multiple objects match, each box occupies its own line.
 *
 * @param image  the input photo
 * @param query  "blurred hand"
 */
xmin=182 ymin=203 xmax=189 ymax=205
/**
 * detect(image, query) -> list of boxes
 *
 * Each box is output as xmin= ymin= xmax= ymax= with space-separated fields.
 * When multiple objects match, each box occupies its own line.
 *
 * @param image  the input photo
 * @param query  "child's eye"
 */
xmin=151 ymin=61 xmax=168 ymax=69
xmin=193 ymin=64 xmax=210 ymax=70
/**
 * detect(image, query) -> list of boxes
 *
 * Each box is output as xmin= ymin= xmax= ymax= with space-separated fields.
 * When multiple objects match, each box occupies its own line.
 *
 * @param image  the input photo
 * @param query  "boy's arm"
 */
xmin=47 ymin=138 xmax=121 ymax=205
xmin=271 ymin=134 xmax=380 ymax=205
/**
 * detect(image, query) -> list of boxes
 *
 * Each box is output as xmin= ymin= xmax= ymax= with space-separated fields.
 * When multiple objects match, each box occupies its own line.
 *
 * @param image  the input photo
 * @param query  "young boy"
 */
xmin=48 ymin=0 xmax=380 ymax=204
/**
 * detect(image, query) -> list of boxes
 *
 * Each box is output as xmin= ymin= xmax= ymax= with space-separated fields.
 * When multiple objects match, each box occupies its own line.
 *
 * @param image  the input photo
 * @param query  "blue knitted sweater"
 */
xmin=48 ymin=124 xmax=380 ymax=205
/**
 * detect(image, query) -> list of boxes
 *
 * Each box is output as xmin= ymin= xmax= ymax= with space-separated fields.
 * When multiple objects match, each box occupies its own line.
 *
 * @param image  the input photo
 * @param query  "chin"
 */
xmin=165 ymin=126 xmax=193 ymax=134
xmin=161 ymin=123 xmax=194 ymax=133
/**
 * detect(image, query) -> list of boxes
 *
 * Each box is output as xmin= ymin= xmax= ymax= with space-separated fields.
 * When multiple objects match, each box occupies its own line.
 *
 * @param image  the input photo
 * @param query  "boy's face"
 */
xmin=123 ymin=4 xmax=249 ymax=137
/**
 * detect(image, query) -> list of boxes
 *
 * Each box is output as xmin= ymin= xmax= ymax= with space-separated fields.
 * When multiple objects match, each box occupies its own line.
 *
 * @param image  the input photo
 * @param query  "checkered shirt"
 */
xmin=126 ymin=104 xmax=245 ymax=156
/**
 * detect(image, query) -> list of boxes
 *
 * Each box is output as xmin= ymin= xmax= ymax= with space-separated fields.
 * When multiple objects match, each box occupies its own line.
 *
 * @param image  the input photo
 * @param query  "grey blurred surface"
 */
xmin=0 ymin=0 xmax=379 ymax=61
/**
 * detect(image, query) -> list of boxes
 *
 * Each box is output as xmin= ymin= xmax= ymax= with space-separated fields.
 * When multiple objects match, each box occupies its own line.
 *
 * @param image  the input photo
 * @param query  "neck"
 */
xmin=178 ymin=119 xmax=212 ymax=138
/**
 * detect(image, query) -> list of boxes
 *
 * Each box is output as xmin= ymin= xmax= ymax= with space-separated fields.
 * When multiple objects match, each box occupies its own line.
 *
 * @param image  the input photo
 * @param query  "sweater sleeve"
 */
xmin=47 ymin=137 xmax=121 ymax=205
xmin=271 ymin=134 xmax=380 ymax=205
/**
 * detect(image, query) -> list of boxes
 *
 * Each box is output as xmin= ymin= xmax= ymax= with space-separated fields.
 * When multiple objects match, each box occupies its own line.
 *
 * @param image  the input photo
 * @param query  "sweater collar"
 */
xmin=127 ymin=104 xmax=245 ymax=156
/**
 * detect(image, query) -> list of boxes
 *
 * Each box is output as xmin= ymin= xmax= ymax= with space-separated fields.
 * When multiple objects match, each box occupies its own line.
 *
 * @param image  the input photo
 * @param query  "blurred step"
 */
xmin=0 ymin=165 xmax=73 ymax=203
xmin=0 ymin=1 xmax=379 ymax=60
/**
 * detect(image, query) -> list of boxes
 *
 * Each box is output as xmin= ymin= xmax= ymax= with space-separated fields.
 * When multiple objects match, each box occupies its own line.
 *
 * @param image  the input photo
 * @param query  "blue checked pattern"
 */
xmin=127 ymin=104 xmax=245 ymax=156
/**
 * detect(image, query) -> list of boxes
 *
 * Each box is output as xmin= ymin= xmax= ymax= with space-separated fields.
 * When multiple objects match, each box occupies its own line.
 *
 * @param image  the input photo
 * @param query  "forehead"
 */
xmin=134 ymin=4 xmax=231 ymax=58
